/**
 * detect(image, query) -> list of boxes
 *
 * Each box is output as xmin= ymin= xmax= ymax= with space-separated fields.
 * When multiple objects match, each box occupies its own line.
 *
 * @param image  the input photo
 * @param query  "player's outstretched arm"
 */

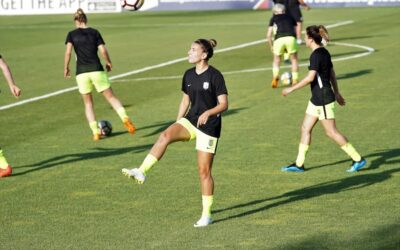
xmin=0 ymin=57 xmax=21 ymax=98
xmin=282 ymin=70 xmax=316 ymax=96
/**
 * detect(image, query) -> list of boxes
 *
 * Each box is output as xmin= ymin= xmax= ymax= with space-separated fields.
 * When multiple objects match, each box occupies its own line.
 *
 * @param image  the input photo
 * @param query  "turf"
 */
xmin=0 ymin=7 xmax=399 ymax=249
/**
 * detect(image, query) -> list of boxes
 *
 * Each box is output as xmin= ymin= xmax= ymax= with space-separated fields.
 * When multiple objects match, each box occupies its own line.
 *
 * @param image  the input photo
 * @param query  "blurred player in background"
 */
xmin=273 ymin=0 xmax=311 ymax=44
xmin=64 ymin=8 xmax=135 ymax=141
xmin=0 ymin=55 xmax=21 ymax=177
xmin=281 ymin=25 xmax=366 ymax=173
xmin=267 ymin=3 xmax=299 ymax=88
xmin=122 ymin=39 xmax=228 ymax=227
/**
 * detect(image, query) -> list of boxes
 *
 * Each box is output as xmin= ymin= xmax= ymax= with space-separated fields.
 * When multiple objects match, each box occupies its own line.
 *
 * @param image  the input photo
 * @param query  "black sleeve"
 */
xmin=309 ymin=53 xmax=319 ymax=71
xmin=269 ymin=16 xmax=274 ymax=27
xmin=213 ymin=72 xmax=228 ymax=96
xmin=65 ymin=32 xmax=73 ymax=45
xmin=181 ymin=72 xmax=188 ymax=94
xmin=96 ymin=31 xmax=105 ymax=46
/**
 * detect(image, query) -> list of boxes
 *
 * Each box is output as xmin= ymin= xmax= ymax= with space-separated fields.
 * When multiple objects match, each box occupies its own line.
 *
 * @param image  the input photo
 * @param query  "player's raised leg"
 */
xmin=122 ymin=123 xmax=191 ymax=183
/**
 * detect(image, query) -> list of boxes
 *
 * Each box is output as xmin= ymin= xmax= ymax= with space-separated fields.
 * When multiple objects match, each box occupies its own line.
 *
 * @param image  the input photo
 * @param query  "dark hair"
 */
xmin=306 ymin=25 xmax=329 ymax=46
xmin=194 ymin=39 xmax=217 ymax=61
xmin=74 ymin=8 xmax=87 ymax=23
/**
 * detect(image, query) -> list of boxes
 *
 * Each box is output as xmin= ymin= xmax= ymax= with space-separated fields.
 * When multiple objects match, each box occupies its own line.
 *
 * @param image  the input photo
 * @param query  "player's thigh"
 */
xmin=301 ymin=113 xmax=319 ymax=132
xmin=91 ymin=71 xmax=111 ymax=93
xmin=163 ymin=122 xmax=191 ymax=143
xmin=285 ymin=37 xmax=298 ymax=54
xmin=76 ymin=73 xmax=94 ymax=94
xmin=197 ymin=150 xmax=214 ymax=171
xmin=273 ymin=38 xmax=288 ymax=56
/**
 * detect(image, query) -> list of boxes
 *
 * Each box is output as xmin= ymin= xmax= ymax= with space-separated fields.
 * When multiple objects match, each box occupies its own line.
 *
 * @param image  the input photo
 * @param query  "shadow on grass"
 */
xmin=12 ymin=144 xmax=153 ymax=176
xmin=336 ymin=69 xmax=373 ymax=80
xmin=281 ymin=222 xmax=400 ymax=249
xmin=308 ymin=148 xmax=400 ymax=171
xmin=139 ymin=107 xmax=248 ymax=137
xmin=213 ymin=149 xmax=400 ymax=224
xmin=332 ymin=35 xmax=375 ymax=42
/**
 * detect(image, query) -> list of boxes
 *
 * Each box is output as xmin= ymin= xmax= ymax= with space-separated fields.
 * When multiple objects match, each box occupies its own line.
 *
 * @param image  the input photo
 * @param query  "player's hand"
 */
xmin=336 ymin=93 xmax=346 ymax=106
xmin=64 ymin=68 xmax=70 ymax=78
xmin=282 ymin=87 xmax=293 ymax=96
xmin=10 ymin=85 xmax=21 ymax=98
xmin=304 ymin=5 xmax=311 ymax=10
xmin=197 ymin=111 xmax=210 ymax=128
xmin=105 ymin=63 xmax=112 ymax=72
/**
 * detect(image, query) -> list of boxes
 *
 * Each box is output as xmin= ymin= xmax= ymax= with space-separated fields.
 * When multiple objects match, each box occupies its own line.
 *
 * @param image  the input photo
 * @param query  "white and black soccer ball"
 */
xmin=121 ymin=0 xmax=145 ymax=11
xmin=98 ymin=120 xmax=112 ymax=136
xmin=280 ymin=72 xmax=292 ymax=86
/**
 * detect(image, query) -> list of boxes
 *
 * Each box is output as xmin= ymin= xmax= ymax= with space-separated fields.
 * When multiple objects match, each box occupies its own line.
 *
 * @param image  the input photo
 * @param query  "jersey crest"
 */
xmin=203 ymin=82 xmax=209 ymax=90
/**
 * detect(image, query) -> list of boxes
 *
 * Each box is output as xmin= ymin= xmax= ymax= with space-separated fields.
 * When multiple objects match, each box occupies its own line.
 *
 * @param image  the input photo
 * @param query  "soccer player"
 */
xmin=64 ymin=8 xmax=135 ymax=141
xmin=281 ymin=25 xmax=366 ymax=173
xmin=0 ymin=55 xmax=21 ymax=177
xmin=122 ymin=39 xmax=228 ymax=227
xmin=273 ymin=0 xmax=311 ymax=45
xmin=267 ymin=3 xmax=299 ymax=88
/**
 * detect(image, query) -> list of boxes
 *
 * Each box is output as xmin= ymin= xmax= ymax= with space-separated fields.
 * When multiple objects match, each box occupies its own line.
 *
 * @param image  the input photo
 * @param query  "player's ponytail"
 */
xmin=194 ymin=38 xmax=218 ymax=61
xmin=306 ymin=25 xmax=329 ymax=46
xmin=74 ymin=8 xmax=87 ymax=24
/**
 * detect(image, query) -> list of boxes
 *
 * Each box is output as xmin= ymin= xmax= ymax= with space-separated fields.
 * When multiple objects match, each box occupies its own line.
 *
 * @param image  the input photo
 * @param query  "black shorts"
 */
xmin=288 ymin=7 xmax=303 ymax=22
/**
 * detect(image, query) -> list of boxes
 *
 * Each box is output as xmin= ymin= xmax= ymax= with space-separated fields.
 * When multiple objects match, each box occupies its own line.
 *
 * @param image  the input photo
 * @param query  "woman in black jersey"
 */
xmin=267 ymin=3 xmax=299 ymax=87
xmin=64 ymin=9 xmax=135 ymax=141
xmin=0 ymin=55 xmax=21 ymax=178
xmin=281 ymin=25 xmax=366 ymax=173
xmin=122 ymin=39 xmax=228 ymax=227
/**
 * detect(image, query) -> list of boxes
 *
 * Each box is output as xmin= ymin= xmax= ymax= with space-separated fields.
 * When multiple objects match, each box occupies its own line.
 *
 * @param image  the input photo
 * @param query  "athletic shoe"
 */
xmin=0 ymin=165 xmax=12 ymax=177
xmin=123 ymin=118 xmax=136 ymax=135
xmin=271 ymin=77 xmax=279 ymax=88
xmin=122 ymin=168 xmax=145 ymax=184
xmin=194 ymin=216 xmax=213 ymax=228
xmin=346 ymin=158 xmax=367 ymax=173
xmin=93 ymin=133 xmax=101 ymax=141
xmin=281 ymin=163 xmax=305 ymax=172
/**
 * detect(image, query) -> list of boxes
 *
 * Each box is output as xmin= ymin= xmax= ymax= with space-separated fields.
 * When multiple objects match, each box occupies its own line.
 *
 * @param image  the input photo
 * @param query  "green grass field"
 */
xmin=1 ymin=7 xmax=400 ymax=249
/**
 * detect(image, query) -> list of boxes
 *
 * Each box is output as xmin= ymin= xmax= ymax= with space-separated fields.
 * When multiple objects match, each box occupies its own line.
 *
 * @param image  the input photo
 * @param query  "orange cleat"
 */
xmin=93 ymin=133 xmax=101 ymax=141
xmin=0 ymin=165 xmax=12 ymax=178
xmin=271 ymin=77 xmax=279 ymax=88
xmin=123 ymin=118 xmax=136 ymax=135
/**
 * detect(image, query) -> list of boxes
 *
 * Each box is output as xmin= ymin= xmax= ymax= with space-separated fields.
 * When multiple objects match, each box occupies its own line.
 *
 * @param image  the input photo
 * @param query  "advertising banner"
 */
xmin=0 ymin=0 xmax=120 ymax=15
xmin=138 ymin=0 xmax=270 ymax=11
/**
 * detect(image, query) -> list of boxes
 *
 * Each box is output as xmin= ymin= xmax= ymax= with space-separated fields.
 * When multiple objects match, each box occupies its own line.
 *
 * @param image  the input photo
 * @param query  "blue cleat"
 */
xmin=346 ymin=158 xmax=366 ymax=173
xmin=281 ymin=163 xmax=305 ymax=172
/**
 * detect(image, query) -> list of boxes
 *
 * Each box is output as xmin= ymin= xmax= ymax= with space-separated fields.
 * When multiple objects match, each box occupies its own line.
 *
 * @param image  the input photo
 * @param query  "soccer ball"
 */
xmin=280 ymin=72 xmax=292 ymax=86
xmin=98 ymin=120 xmax=112 ymax=136
xmin=121 ymin=0 xmax=145 ymax=11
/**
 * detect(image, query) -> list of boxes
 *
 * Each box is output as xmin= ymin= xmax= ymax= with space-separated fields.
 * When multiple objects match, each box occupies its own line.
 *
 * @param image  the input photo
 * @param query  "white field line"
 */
xmin=0 ymin=21 xmax=355 ymax=111
xmin=113 ymin=42 xmax=375 ymax=83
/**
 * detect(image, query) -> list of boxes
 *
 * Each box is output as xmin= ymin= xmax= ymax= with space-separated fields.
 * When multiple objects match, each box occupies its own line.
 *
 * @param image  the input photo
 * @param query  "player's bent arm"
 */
xmin=64 ymin=43 xmax=73 ymax=78
xmin=267 ymin=27 xmax=274 ymax=51
xmin=196 ymin=94 xmax=228 ymax=127
xmin=176 ymin=93 xmax=190 ymax=121
xmin=98 ymin=44 xmax=112 ymax=71
xmin=330 ymin=68 xmax=340 ymax=94
xmin=0 ymin=58 xmax=21 ymax=97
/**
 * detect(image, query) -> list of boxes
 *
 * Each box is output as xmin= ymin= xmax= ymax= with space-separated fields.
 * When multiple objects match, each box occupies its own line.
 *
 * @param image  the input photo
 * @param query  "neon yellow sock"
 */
xmin=0 ymin=149 xmax=9 ymax=169
xmin=272 ymin=67 xmax=280 ymax=78
xmin=201 ymin=195 xmax=213 ymax=218
xmin=341 ymin=143 xmax=362 ymax=162
xmin=138 ymin=154 xmax=158 ymax=175
xmin=292 ymin=71 xmax=299 ymax=82
xmin=89 ymin=121 xmax=100 ymax=135
xmin=295 ymin=143 xmax=309 ymax=167
xmin=116 ymin=107 xmax=129 ymax=121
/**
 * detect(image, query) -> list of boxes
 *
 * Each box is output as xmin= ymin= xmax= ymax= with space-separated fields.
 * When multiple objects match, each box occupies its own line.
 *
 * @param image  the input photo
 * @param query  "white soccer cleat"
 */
xmin=122 ymin=168 xmax=146 ymax=184
xmin=193 ymin=216 xmax=213 ymax=228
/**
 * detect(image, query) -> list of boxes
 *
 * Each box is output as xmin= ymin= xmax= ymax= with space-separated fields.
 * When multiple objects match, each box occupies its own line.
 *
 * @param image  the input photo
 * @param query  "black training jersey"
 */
xmin=269 ymin=14 xmax=296 ymax=40
xmin=308 ymin=47 xmax=336 ymax=106
xmin=181 ymin=66 xmax=228 ymax=138
xmin=65 ymin=28 xmax=105 ymax=75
